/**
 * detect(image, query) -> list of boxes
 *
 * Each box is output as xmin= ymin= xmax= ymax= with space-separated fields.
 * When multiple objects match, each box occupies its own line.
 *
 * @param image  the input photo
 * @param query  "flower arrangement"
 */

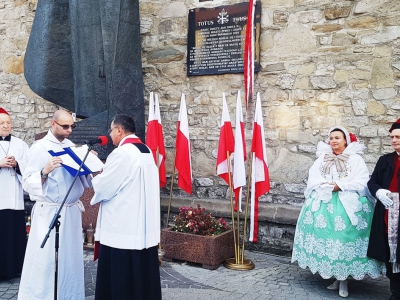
xmin=172 ymin=204 xmax=228 ymax=236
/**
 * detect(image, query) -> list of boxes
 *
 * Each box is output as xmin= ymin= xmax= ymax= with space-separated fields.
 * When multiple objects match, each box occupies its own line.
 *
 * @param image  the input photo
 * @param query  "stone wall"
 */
xmin=2 ymin=0 xmax=400 ymax=253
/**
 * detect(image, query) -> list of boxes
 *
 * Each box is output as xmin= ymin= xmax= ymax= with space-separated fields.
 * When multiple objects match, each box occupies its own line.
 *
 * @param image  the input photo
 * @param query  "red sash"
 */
xmin=121 ymin=137 xmax=142 ymax=145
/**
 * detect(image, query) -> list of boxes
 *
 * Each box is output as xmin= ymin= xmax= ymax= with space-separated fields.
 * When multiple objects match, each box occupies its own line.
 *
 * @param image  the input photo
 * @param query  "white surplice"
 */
xmin=91 ymin=134 xmax=160 ymax=250
xmin=0 ymin=135 xmax=28 ymax=210
xmin=18 ymin=130 xmax=91 ymax=300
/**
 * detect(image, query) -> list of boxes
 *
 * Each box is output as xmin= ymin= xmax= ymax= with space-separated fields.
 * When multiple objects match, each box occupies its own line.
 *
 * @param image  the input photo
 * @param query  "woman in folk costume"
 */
xmin=0 ymin=108 xmax=29 ymax=280
xmin=291 ymin=126 xmax=385 ymax=298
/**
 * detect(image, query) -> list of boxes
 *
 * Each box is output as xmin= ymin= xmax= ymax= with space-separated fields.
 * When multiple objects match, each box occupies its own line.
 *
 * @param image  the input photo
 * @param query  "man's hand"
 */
xmin=42 ymin=156 xmax=63 ymax=176
xmin=0 ymin=156 xmax=13 ymax=168
xmin=8 ymin=156 xmax=17 ymax=168
xmin=376 ymin=189 xmax=393 ymax=209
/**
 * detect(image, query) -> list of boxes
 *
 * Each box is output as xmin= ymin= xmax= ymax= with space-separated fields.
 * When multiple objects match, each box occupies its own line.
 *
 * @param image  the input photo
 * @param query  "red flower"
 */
xmin=172 ymin=204 xmax=229 ymax=236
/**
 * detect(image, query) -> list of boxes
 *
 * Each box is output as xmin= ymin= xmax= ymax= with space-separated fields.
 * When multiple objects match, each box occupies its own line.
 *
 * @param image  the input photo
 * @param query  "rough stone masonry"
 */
xmin=1 ymin=0 xmax=400 ymax=253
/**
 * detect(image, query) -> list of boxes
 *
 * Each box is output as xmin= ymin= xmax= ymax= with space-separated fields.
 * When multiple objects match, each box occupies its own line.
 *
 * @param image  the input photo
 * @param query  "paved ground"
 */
xmin=0 ymin=250 xmax=391 ymax=299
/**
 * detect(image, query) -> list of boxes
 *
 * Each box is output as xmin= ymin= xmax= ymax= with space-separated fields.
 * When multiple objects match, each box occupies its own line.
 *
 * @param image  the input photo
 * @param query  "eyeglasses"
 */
xmin=54 ymin=121 xmax=77 ymax=130
xmin=108 ymin=127 xmax=117 ymax=134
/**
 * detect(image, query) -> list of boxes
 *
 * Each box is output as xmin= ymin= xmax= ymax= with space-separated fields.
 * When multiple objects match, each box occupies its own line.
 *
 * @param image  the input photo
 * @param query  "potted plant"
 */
xmin=161 ymin=204 xmax=234 ymax=270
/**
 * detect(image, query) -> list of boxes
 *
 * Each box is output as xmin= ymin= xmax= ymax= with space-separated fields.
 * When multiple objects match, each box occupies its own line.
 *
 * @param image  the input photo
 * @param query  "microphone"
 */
xmin=84 ymin=136 xmax=108 ymax=146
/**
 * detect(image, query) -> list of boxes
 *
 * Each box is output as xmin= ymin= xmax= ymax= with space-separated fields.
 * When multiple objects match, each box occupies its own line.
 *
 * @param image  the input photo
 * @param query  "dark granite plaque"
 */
xmin=187 ymin=2 xmax=261 ymax=76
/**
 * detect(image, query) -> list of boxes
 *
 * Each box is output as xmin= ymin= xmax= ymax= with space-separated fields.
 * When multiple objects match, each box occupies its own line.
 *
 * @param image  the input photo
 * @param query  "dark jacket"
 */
xmin=367 ymin=152 xmax=400 ymax=263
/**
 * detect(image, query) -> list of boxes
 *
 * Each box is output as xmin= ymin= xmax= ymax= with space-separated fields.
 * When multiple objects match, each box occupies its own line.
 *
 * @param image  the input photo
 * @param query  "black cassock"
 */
xmin=95 ymin=244 xmax=161 ymax=300
xmin=0 ymin=209 xmax=26 ymax=280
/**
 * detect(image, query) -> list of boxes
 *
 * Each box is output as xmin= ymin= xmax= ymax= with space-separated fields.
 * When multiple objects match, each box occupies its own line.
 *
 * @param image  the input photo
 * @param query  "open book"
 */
xmin=48 ymin=145 xmax=104 ymax=176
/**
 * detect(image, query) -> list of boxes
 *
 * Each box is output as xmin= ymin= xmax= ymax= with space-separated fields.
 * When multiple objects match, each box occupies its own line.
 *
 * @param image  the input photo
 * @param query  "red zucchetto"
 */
xmin=0 ymin=108 xmax=9 ymax=115
xmin=389 ymin=118 xmax=400 ymax=132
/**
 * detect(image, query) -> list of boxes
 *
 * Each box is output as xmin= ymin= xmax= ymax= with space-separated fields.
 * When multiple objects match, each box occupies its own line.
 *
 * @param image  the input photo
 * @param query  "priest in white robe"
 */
xmin=91 ymin=114 xmax=161 ymax=300
xmin=0 ymin=108 xmax=29 ymax=281
xmin=18 ymin=110 xmax=92 ymax=300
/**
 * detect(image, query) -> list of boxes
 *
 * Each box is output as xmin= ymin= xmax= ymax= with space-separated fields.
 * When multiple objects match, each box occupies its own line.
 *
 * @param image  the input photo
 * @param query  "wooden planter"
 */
xmin=161 ymin=227 xmax=235 ymax=270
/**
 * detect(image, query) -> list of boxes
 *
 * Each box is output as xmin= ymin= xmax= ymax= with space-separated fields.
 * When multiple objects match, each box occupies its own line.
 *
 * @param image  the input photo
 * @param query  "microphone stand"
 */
xmin=40 ymin=145 xmax=92 ymax=300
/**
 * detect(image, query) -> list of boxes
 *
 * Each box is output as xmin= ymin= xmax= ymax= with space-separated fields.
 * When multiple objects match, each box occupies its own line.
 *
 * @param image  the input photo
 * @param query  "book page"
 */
xmin=69 ymin=145 xmax=104 ymax=173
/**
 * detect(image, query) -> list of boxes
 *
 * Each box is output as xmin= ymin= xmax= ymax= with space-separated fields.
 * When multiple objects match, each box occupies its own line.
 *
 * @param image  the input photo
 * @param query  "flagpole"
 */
xmin=241 ymin=152 xmax=253 ymax=263
xmin=166 ymin=147 xmax=177 ymax=228
xmin=156 ymin=145 xmax=163 ymax=266
xmin=224 ymin=154 xmax=255 ymax=270
xmin=226 ymin=151 xmax=238 ymax=263
xmin=236 ymin=193 xmax=240 ymax=263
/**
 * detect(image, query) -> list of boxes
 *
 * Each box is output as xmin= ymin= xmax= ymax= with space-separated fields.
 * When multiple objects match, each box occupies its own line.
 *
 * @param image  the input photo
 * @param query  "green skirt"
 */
xmin=291 ymin=192 xmax=385 ymax=280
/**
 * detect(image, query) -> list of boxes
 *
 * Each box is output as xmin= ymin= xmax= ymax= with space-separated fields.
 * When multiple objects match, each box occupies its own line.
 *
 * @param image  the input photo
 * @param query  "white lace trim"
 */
xmin=291 ymin=230 xmax=385 ymax=280
xmin=338 ymin=191 xmax=363 ymax=226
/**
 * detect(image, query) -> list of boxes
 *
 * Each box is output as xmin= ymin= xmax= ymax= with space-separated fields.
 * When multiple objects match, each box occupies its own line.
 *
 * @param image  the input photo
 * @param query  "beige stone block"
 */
xmin=367 ymin=101 xmax=386 ymax=115
xmin=381 ymin=15 xmax=400 ymax=27
xmin=274 ymin=24 xmax=317 ymax=55
xmin=273 ymin=10 xmax=289 ymax=24
xmin=354 ymin=0 xmax=386 ymax=14
xmin=159 ymin=2 xmax=186 ymax=18
xmin=333 ymin=70 xmax=350 ymax=82
xmin=366 ymin=138 xmax=381 ymax=153
xmin=371 ymin=57 xmax=395 ymax=88
xmin=353 ymin=46 xmax=374 ymax=54
xmin=139 ymin=3 xmax=165 ymax=15
xmin=324 ymin=2 xmax=353 ymax=20
xmin=312 ymin=24 xmax=343 ymax=33
xmin=294 ymin=76 xmax=309 ymax=89
xmin=192 ymin=152 xmax=216 ymax=177
xmin=273 ymin=106 xmax=300 ymax=128
xmin=268 ymin=148 xmax=313 ymax=183
xmin=353 ymin=82 xmax=369 ymax=89
xmin=346 ymin=16 xmax=377 ymax=29
xmin=359 ymin=126 xmax=378 ymax=138
xmin=332 ymin=33 xmax=357 ymax=46
xmin=264 ymin=0 xmax=295 ymax=8
xmin=298 ymin=64 xmax=315 ymax=76
xmin=4 ymin=55 xmax=24 ymax=74
xmin=351 ymin=69 xmax=371 ymax=80
xmin=260 ymin=32 xmax=274 ymax=51
xmin=317 ymin=46 xmax=347 ymax=53
xmin=373 ymin=46 xmax=392 ymax=57
xmin=328 ymin=105 xmax=344 ymax=115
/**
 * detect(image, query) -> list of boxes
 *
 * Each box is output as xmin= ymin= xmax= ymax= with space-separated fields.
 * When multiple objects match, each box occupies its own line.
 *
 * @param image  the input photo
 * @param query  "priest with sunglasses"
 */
xmin=0 ymin=108 xmax=29 ymax=281
xmin=18 ymin=110 xmax=91 ymax=300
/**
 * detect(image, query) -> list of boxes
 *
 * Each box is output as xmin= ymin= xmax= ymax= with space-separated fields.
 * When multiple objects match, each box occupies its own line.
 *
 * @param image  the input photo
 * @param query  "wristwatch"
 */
xmin=40 ymin=169 xmax=48 ymax=179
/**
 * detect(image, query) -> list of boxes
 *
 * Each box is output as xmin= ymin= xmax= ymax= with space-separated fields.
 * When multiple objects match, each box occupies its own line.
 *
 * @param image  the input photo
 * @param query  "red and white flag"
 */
xmin=244 ymin=0 xmax=256 ymax=110
xmin=216 ymin=93 xmax=235 ymax=185
xmin=146 ymin=92 xmax=167 ymax=188
xmin=175 ymin=94 xmax=192 ymax=194
xmin=249 ymin=92 xmax=270 ymax=242
xmin=155 ymin=94 xmax=167 ymax=188
xmin=233 ymin=90 xmax=247 ymax=212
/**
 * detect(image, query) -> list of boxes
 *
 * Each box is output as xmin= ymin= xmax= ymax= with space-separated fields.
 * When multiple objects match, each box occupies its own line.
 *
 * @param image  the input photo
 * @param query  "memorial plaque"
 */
xmin=187 ymin=2 xmax=261 ymax=76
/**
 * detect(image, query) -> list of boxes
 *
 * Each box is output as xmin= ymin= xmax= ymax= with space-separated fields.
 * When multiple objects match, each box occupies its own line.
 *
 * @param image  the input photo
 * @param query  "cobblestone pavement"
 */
xmin=0 ymin=250 xmax=391 ymax=299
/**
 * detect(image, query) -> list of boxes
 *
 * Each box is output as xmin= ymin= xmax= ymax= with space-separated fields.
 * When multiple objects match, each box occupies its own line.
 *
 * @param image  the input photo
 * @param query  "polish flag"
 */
xmin=244 ymin=0 xmax=256 ymax=110
xmin=216 ymin=93 xmax=235 ymax=185
xmin=146 ymin=93 xmax=167 ymax=188
xmin=175 ymin=94 xmax=192 ymax=194
xmin=155 ymin=94 xmax=167 ymax=188
xmin=233 ymin=90 xmax=247 ymax=212
xmin=249 ymin=93 xmax=270 ymax=242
